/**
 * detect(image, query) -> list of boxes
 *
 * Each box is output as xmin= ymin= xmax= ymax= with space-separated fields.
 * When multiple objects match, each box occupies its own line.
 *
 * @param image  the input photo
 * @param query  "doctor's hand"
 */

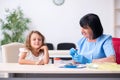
xmin=73 ymin=54 xmax=92 ymax=64
xmin=69 ymin=48 xmax=77 ymax=57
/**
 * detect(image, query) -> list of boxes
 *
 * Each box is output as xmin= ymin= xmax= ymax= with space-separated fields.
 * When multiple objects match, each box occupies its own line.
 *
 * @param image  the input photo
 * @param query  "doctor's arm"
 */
xmin=92 ymin=55 xmax=116 ymax=63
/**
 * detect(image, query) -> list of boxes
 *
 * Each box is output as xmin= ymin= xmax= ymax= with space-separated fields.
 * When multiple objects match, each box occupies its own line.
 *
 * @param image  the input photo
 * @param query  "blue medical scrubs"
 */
xmin=77 ymin=34 xmax=115 ymax=60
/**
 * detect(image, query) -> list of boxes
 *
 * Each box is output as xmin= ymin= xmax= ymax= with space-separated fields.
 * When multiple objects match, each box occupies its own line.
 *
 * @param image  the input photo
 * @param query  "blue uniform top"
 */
xmin=77 ymin=34 xmax=115 ymax=60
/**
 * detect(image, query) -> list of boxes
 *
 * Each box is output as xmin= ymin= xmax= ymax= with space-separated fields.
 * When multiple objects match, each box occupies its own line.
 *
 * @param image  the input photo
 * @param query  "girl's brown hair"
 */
xmin=25 ymin=30 xmax=45 ymax=50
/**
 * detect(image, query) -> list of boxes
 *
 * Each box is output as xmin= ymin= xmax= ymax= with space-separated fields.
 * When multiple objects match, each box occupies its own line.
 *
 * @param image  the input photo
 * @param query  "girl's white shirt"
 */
xmin=19 ymin=48 xmax=44 ymax=61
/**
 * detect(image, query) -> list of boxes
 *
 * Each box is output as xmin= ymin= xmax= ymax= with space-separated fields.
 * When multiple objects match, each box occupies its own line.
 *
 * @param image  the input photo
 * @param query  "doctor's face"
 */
xmin=81 ymin=26 xmax=93 ymax=39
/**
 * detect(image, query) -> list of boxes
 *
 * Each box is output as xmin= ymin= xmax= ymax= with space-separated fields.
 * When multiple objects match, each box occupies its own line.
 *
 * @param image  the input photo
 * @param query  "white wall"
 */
xmin=0 ymin=0 xmax=114 ymax=49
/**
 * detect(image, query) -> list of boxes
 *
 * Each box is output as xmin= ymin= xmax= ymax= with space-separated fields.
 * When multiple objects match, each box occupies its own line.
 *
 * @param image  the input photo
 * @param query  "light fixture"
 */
xmin=53 ymin=0 xmax=65 ymax=6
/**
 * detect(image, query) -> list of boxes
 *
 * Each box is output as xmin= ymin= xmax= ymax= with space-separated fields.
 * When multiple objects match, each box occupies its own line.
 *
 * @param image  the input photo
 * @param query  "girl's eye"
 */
xmin=32 ymin=38 xmax=42 ymax=41
xmin=33 ymin=39 xmax=36 ymax=41
xmin=38 ymin=39 xmax=42 ymax=41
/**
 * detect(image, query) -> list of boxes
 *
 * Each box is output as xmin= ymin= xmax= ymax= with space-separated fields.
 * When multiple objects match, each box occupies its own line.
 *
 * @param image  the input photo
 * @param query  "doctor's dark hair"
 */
xmin=79 ymin=13 xmax=103 ymax=39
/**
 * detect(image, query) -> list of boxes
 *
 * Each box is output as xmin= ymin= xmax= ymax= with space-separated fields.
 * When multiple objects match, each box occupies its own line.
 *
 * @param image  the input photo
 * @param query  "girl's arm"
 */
xmin=39 ymin=45 xmax=49 ymax=64
xmin=18 ymin=52 xmax=37 ymax=65
xmin=18 ymin=48 xmax=40 ymax=65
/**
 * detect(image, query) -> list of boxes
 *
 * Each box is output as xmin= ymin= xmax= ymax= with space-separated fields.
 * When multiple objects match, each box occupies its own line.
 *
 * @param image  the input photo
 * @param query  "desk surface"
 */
xmin=0 ymin=63 xmax=120 ymax=74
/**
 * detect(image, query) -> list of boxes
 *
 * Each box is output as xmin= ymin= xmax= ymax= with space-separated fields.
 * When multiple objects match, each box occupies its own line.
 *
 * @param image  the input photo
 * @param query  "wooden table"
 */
xmin=0 ymin=63 xmax=120 ymax=80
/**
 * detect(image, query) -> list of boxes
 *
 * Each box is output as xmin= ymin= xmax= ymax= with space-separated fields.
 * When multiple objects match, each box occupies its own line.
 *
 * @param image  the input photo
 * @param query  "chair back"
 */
xmin=46 ymin=43 xmax=54 ymax=50
xmin=57 ymin=43 xmax=76 ymax=60
xmin=57 ymin=43 xmax=76 ymax=50
xmin=112 ymin=38 xmax=120 ymax=64
xmin=1 ymin=42 xmax=24 ymax=63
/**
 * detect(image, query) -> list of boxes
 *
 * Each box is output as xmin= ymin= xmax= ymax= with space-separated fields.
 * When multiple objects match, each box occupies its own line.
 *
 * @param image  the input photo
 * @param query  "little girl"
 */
xmin=18 ymin=30 xmax=49 ymax=65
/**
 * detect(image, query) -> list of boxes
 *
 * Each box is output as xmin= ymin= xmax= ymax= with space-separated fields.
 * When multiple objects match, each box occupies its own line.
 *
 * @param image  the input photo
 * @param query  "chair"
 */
xmin=57 ymin=43 xmax=76 ymax=60
xmin=46 ymin=43 xmax=54 ymax=50
xmin=1 ymin=42 xmax=24 ymax=63
xmin=112 ymin=38 xmax=120 ymax=64
xmin=1 ymin=42 xmax=24 ymax=77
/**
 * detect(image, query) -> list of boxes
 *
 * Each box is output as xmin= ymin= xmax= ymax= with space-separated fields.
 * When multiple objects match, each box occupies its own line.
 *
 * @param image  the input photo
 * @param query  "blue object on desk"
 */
xmin=59 ymin=63 xmax=86 ymax=68
xmin=59 ymin=63 xmax=77 ymax=68
xmin=64 ymin=64 xmax=77 ymax=68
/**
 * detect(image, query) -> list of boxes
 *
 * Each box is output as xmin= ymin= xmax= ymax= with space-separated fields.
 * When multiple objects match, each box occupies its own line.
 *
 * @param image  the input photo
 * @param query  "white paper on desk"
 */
xmin=77 ymin=64 xmax=86 ymax=68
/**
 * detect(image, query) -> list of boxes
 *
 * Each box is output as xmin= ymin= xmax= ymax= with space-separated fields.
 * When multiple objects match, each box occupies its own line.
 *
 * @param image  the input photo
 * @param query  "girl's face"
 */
xmin=81 ymin=26 xmax=93 ymax=39
xmin=30 ymin=33 xmax=43 ymax=49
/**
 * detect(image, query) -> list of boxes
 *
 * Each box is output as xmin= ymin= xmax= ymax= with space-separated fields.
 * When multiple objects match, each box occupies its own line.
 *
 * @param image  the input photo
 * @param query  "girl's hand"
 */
xmin=39 ymin=45 xmax=48 ymax=53
xmin=35 ymin=61 xmax=40 ymax=65
xmin=37 ymin=45 xmax=48 ymax=52
xmin=40 ymin=45 xmax=48 ymax=51
xmin=35 ymin=61 xmax=43 ymax=65
xmin=37 ymin=45 xmax=49 ymax=64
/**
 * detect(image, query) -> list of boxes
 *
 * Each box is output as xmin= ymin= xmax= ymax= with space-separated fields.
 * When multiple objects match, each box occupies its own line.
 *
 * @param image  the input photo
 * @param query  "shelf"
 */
xmin=115 ymin=25 xmax=120 ymax=27
xmin=114 ymin=0 xmax=120 ymax=37
xmin=115 ymin=8 xmax=120 ymax=11
xmin=115 ymin=27 xmax=120 ymax=38
xmin=115 ymin=0 xmax=120 ymax=9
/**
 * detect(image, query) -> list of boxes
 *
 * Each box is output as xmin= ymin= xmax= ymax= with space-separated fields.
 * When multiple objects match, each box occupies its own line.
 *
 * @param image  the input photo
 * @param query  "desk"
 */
xmin=0 ymin=63 xmax=120 ymax=79
xmin=48 ymin=50 xmax=71 ymax=63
